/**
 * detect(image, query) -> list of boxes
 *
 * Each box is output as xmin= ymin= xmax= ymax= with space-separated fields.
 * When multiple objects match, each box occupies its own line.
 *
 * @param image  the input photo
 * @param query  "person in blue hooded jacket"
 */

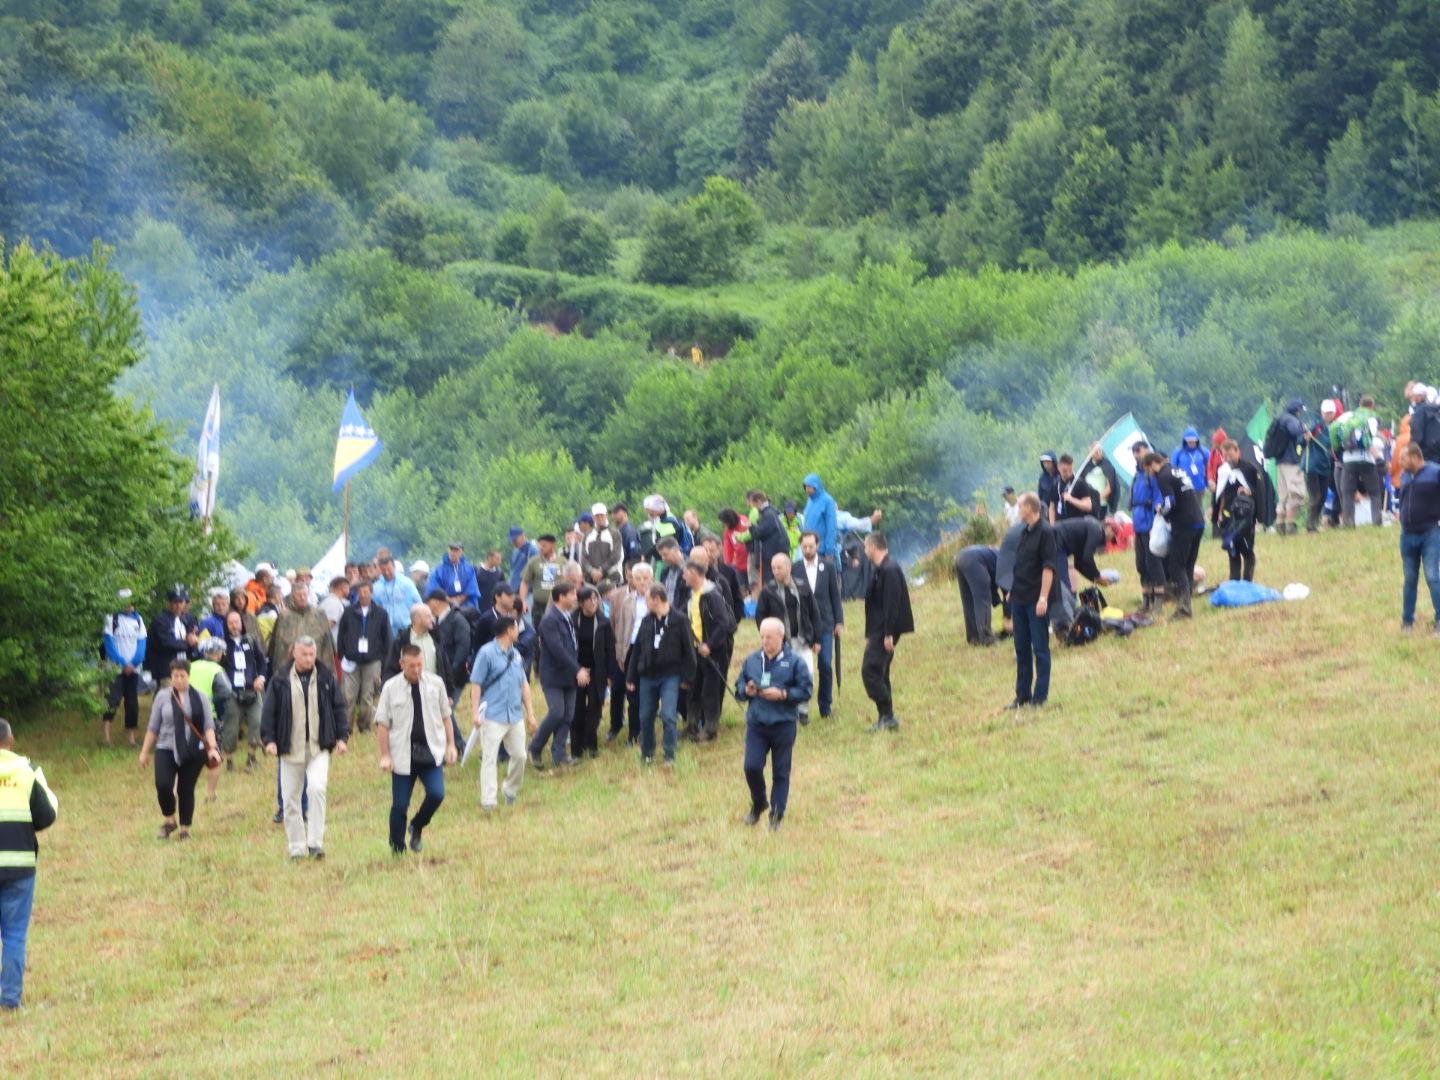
xmin=800 ymin=473 xmax=838 ymax=561
xmin=428 ymin=542 xmax=480 ymax=608
xmin=1127 ymin=439 xmax=1168 ymax=613
xmin=1170 ymin=428 xmax=1209 ymax=499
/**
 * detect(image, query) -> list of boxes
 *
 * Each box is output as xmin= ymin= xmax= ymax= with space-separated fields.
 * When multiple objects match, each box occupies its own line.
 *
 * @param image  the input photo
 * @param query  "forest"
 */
xmin=3 ymin=0 xmax=1440 ymax=575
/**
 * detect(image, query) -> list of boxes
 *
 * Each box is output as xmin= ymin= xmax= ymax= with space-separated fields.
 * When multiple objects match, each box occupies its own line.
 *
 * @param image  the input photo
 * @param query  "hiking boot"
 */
xmin=867 ymin=715 xmax=899 ymax=733
xmin=767 ymin=812 xmax=783 ymax=833
xmin=157 ymin=821 xmax=178 ymax=841
xmin=408 ymin=824 xmax=422 ymax=853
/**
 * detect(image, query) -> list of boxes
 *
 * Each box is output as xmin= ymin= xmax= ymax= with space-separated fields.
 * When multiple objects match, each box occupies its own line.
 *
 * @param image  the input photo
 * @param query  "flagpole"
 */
xmin=343 ymin=481 xmax=350 ymax=562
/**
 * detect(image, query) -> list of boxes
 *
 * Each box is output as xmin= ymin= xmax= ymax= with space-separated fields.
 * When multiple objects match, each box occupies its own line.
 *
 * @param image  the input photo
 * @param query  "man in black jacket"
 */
xmin=703 ymin=534 xmax=747 ymax=625
xmin=1007 ymin=494 xmax=1057 ymax=711
xmin=528 ymin=582 xmax=585 ymax=769
xmin=682 ymin=560 xmax=736 ymax=742
xmin=1057 ymin=455 xmax=1098 ymax=520
xmin=261 ymin=637 xmax=349 ymax=860
xmin=571 ymin=586 xmax=615 ymax=759
xmin=1146 ymin=451 xmax=1206 ymax=619
xmin=1053 ymin=516 xmax=1109 ymax=586
xmin=756 ymin=553 xmax=821 ymax=723
xmin=427 ymin=592 xmax=472 ymax=708
xmin=955 ymin=544 xmax=1001 ymax=646
xmin=796 ymin=531 xmax=843 ymax=718
xmin=744 ymin=489 xmax=789 ymax=586
xmin=148 ymin=587 xmax=199 ymax=686
xmin=336 ymin=581 xmax=392 ymax=734
xmin=861 ymin=533 xmax=914 ymax=732
xmin=624 ymin=585 xmax=696 ymax=766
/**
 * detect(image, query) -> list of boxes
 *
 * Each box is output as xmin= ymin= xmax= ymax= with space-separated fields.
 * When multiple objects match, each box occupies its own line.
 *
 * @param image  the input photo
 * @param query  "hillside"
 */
xmin=7 ymin=528 xmax=1438 ymax=1074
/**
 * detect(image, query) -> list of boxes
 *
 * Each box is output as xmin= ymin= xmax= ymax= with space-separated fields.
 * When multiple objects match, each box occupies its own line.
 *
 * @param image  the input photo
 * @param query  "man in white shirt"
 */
xmin=375 ymin=645 xmax=455 ymax=853
xmin=319 ymin=577 xmax=349 ymax=649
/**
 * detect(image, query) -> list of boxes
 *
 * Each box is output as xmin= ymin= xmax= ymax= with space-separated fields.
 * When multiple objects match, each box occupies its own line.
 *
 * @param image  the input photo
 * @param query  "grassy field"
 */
xmin=5 ymin=527 xmax=1440 ymax=1077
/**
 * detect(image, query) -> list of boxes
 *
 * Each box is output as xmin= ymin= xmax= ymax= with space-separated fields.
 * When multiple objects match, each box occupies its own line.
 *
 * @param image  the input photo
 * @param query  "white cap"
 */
xmin=643 ymin=494 xmax=665 ymax=513
xmin=410 ymin=560 xmax=431 ymax=575
xmin=117 ymin=588 xmax=133 ymax=600
xmin=591 ymin=502 xmax=608 ymax=517
xmin=1320 ymin=400 xmax=1337 ymax=415
xmin=255 ymin=562 xmax=275 ymax=575
xmin=393 ymin=561 xmax=406 ymax=576
xmin=284 ymin=569 xmax=297 ymax=581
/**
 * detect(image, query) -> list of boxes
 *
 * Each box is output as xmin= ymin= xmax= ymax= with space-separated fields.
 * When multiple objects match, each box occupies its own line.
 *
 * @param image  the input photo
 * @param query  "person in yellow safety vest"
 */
xmin=0 ymin=717 xmax=59 ymax=1011
xmin=190 ymin=639 xmax=233 ymax=803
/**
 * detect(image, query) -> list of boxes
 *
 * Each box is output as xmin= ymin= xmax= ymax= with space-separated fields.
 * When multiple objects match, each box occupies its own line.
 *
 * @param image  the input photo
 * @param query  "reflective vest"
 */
xmin=190 ymin=660 xmax=226 ymax=702
xmin=0 ymin=749 xmax=56 ymax=875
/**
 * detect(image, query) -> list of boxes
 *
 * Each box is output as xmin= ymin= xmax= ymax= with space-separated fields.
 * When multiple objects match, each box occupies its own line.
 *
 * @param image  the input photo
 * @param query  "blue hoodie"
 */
xmin=1130 ymin=470 xmax=1161 ymax=533
xmin=801 ymin=472 xmax=838 ymax=559
xmin=1170 ymin=429 xmax=1207 ymax=493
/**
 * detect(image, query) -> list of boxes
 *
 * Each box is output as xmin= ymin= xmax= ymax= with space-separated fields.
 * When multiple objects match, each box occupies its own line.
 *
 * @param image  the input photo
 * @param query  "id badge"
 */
xmin=234 ymin=650 xmax=246 ymax=670
xmin=452 ymin=579 xmax=461 ymax=593
xmin=358 ymin=638 xmax=369 ymax=655
xmin=760 ymin=671 xmax=772 ymax=689
xmin=232 ymin=670 xmax=245 ymax=689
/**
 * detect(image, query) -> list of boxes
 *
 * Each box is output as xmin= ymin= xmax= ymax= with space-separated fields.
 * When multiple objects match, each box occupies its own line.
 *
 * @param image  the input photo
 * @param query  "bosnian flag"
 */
xmin=333 ymin=389 xmax=382 ymax=492
xmin=189 ymin=383 xmax=221 ymax=521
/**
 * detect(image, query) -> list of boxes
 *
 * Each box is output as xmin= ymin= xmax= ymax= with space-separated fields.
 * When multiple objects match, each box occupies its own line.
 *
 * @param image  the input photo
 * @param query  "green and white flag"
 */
xmin=1097 ymin=413 xmax=1150 ymax=484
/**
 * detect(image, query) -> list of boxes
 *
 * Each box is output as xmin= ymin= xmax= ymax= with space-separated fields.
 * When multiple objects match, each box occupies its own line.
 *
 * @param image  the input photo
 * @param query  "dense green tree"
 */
xmin=1211 ymin=9 xmax=1290 ymax=199
xmin=0 ymin=240 xmax=237 ymax=708
xmin=737 ymin=34 xmax=823 ymax=176
xmin=1325 ymin=119 xmax=1373 ymax=222
xmin=1045 ymin=128 xmax=1128 ymax=268
xmin=427 ymin=6 xmax=538 ymax=136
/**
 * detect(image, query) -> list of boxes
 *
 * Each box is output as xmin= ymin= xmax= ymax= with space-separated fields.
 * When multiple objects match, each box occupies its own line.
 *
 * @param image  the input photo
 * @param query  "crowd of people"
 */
xmin=960 ymin=386 xmax=1437 ymax=712
xmin=86 ymin=481 xmax=904 ymax=883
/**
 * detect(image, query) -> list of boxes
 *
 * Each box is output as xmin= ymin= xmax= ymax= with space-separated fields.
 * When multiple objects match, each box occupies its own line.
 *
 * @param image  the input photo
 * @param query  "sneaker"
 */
xmin=767 ymin=812 xmax=782 ymax=833
xmin=504 ymin=794 xmax=516 ymax=807
xmin=662 ymin=755 xmax=674 ymax=767
xmin=1401 ymin=623 xmax=1414 ymax=633
xmin=290 ymin=852 xmax=306 ymax=862
xmin=408 ymin=825 xmax=422 ymax=853
xmin=157 ymin=822 xmax=178 ymax=841
xmin=745 ymin=805 xmax=766 ymax=826
xmin=866 ymin=715 xmax=899 ymax=732
xmin=641 ymin=756 xmax=654 ymax=766
xmin=307 ymin=847 xmax=325 ymax=860
xmin=1003 ymin=699 xmax=1029 ymax=711
xmin=175 ymin=829 xmax=190 ymax=841
xmin=272 ymin=810 xmax=283 ymax=825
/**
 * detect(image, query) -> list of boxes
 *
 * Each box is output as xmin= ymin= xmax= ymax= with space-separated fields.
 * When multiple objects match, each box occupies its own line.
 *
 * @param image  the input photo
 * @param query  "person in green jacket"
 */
xmin=190 ymin=639 xmax=232 ymax=802
xmin=0 ymin=717 xmax=58 ymax=1011
xmin=781 ymin=500 xmax=803 ymax=558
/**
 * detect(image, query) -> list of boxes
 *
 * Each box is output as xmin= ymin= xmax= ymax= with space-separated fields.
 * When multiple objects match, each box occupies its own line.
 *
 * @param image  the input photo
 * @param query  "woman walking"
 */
xmin=138 ymin=659 xmax=219 ymax=841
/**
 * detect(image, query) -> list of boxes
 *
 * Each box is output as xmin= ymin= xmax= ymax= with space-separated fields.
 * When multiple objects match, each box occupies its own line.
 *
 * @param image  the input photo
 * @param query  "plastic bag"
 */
xmin=1209 ymin=580 xmax=1282 ymax=607
xmin=1149 ymin=515 xmax=1171 ymax=558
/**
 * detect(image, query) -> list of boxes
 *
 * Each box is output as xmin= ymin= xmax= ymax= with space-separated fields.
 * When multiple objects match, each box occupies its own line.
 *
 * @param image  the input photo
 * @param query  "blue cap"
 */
xmin=508 ymin=526 xmax=524 ymax=541
xmin=579 ymin=512 xmax=594 ymax=525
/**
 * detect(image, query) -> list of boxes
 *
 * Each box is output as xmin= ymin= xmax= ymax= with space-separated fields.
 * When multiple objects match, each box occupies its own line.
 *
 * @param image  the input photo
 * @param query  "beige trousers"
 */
xmin=479 ymin=721 xmax=527 ymax=809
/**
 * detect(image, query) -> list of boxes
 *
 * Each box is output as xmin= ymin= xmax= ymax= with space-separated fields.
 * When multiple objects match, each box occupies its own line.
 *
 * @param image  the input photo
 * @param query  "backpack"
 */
xmin=636 ymin=520 xmax=657 ymax=561
xmin=1066 ymin=605 xmax=1103 ymax=646
xmin=1338 ymin=412 xmax=1373 ymax=452
xmin=1416 ymin=404 xmax=1440 ymax=462
xmin=1262 ymin=417 xmax=1292 ymax=461
xmin=1077 ymin=586 xmax=1107 ymax=612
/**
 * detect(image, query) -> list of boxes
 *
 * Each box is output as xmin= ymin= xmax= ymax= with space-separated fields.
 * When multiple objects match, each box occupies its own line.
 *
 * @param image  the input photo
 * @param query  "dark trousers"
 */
xmin=1166 ymin=527 xmax=1202 ymax=610
xmin=1340 ymin=461 xmax=1385 ymax=527
xmin=1012 ymin=602 xmax=1050 ymax=705
xmin=861 ymin=635 xmax=895 ymax=718
xmin=105 ymin=671 xmax=140 ymax=729
xmin=957 ymin=555 xmax=996 ymax=645
xmin=744 ymin=721 xmax=797 ymax=819
xmin=1135 ymin=530 xmax=1167 ymax=587
xmin=1227 ymin=527 xmax=1256 ymax=581
xmin=607 ymin=663 xmax=637 ymax=742
xmin=573 ymin=677 xmax=605 ymax=756
xmin=1305 ymin=472 xmax=1330 ymax=531
xmin=154 ymin=750 xmax=204 ymax=826
xmin=530 ymin=685 xmax=576 ymax=764
xmin=815 ymin=631 xmax=834 ymax=716
xmin=389 ymin=764 xmax=444 ymax=852
xmin=689 ymin=645 xmax=731 ymax=736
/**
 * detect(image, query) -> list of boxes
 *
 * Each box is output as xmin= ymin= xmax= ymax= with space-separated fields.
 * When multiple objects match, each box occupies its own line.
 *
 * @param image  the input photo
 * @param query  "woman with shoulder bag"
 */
xmin=222 ymin=610 xmax=268 ymax=770
xmin=138 ymin=658 xmax=220 ymax=841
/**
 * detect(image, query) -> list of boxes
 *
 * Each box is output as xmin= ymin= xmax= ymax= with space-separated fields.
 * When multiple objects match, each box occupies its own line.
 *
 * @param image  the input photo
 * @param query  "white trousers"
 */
xmin=280 ymin=749 xmax=329 ymax=855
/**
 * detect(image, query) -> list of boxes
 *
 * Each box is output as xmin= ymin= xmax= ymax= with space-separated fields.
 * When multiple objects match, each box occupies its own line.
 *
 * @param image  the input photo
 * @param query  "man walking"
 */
xmin=373 ymin=554 xmax=424 ymax=636
xmin=862 ymin=533 xmax=914 ymax=732
xmin=147 ymin=587 xmax=198 ymax=688
xmin=1147 ymin=451 xmax=1206 ymax=619
xmin=1129 ymin=438 xmax=1168 ymax=614
xmin=683 ymin=559 xmax=736 ymax=742
xmin=740 ymin=490 xmax=789 ymax=586
xmin=471 ymin=616 xmax=535 ymax=811
xmin=1304 ymin=402 xmax=1336 ymax=532
xmin=528 ymin=582 xmax=585 ymax=769
xmin=796 ymin=531 xmax=843 ymax=718
xmin=1007 ymin=493 xmax=1056 ymax=710
xmin=625 ymin=585 xmax=696 ymax=766
xmin=756 ymin=553 xmax=820 ymax=723
xmin=262 ymin=637 xmax=349 ymax=860
xmin=508 ymin=527 xmax=540 ymax=591
xmin=519 ymin=534 xmax=566 ymax=626
xmin=1333 ymin=395 xmax=1385 ymax=528
xmin=375 ymin=644 xmax=456 ymax=854
xmin=607 ymin=564 xmax=651 ymax=745
xmin=735 ymin=618 xmax=812 ymax=832
xmin=0 ymin=718 xmax=58 ymax=1011
xmin=101 ymin=589 xmax=147 ymax=748
xmin=1396 ymin=443 xmax=1440 ymax=632
xmin=1271 ymin=399 xmax=1307 ymax=534
xmin=571 ymin=586 xmax=615 ymax=758
xmin=268 ymin=580 xmax=336 ymax=674
xmin=336 ymin=581 xmax=391 ymax=735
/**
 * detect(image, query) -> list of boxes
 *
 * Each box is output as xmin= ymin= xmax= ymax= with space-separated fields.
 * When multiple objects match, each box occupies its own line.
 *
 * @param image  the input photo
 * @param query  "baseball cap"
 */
xmin=591 ymin=502 xmax=607 ymax=516
xmin=579 ymin=512 xmax=594 ymax=525
xmin=508 ymin=526 xmax=524 ymax=541
xmin=411 ymin=559 xmax=431 ymax=575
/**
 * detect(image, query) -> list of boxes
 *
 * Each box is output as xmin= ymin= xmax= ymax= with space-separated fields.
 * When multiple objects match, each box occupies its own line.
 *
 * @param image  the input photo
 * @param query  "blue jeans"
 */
xmin=637 ymin=674 xmax=682 ymax=762
xmin=1012 ymin=602 xmax=1050 ymax=705
xmin=1400 ymin=526 xmax=1440 ymax=626
xmin=389 ymin=764 xmax=445 ymax=852
xmin=815 ymin=632 xmax=834 ymax=716
xmin=745 ymin=721 xmax=797 ymax=818
xmin=0 ymin=874 xmax=36 ymax=1009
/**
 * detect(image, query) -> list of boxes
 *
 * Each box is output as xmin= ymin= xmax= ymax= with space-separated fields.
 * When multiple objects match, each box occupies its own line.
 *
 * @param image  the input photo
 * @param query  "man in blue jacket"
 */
xmin=1128 ymin=439 xmax=1168 ymax=614
xmin=801 ymin=472 xmax=838 ymax=561
xmin=102 ymin=589 xmax=148 ymax=748
xmin=428 ymin=542 xmax=480 ymax=608
xmin=1396 ymin=443 xmax=1440 ymax=631
xmin=734 ymin=616 xmax=812 ymax=832
xmin=1171 ymin=428 xmax=1209 ymax=502
xmin=508 ymin=527 xmax=540 ymax=592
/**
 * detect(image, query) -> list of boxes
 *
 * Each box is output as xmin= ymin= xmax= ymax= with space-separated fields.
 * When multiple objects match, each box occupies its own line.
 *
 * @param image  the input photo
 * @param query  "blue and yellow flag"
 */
xmin=333 ymin=390 xmax=382 ymax=492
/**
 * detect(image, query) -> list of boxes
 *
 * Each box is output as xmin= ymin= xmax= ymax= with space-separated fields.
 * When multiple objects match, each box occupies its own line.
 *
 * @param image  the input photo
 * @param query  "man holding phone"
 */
xmin=734 ymin=617 xmax=812 ymax=832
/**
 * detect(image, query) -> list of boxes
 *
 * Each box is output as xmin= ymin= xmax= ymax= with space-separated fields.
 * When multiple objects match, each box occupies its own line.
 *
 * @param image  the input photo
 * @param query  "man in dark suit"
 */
xmin=755 ymin=553 xmax=820 ymax=723
xmin=527 ymin=582 xmax=585 ymax=769
xmin=795 ymin=530 xmax=844 ymax=718
xmin=861 ymin=532 xmax=914 ymax=733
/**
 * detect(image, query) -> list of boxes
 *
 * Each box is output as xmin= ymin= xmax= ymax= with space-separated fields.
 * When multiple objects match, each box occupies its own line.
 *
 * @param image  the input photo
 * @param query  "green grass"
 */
xmin=7 ymin=528 xmax=1440 ymax=1076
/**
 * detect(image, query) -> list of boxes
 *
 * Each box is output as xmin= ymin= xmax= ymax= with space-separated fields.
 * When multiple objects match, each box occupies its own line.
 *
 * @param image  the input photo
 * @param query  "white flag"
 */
xmin=189 ymin=384 xmax=221 ymax=523
xmin=310 ymin=534 xmax=348 ymax=590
